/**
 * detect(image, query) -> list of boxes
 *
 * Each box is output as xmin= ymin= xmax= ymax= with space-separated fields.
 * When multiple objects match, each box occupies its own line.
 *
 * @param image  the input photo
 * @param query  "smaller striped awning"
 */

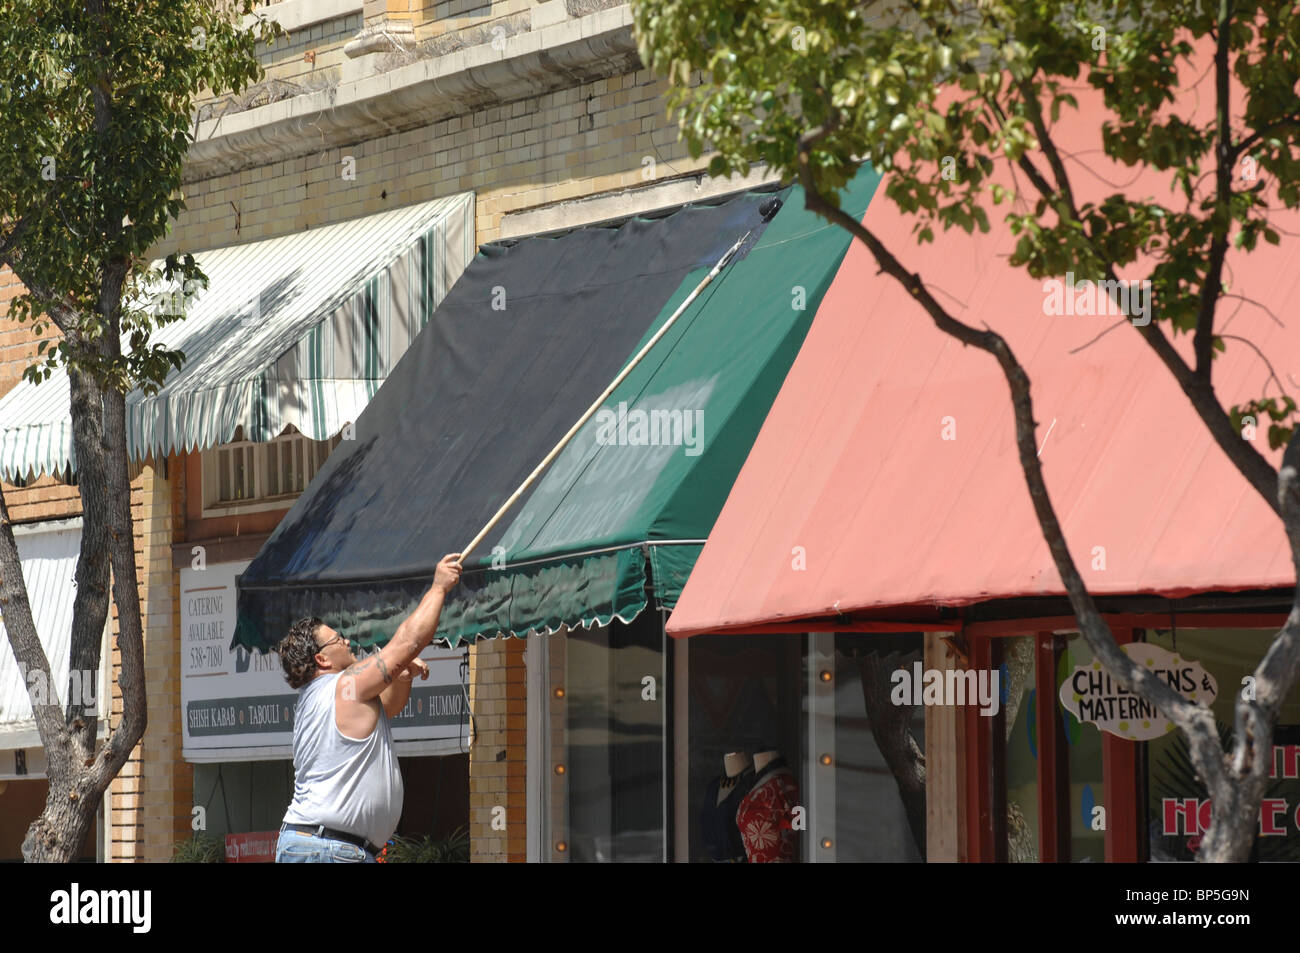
xmin=0 ymin=193 xmax=475 ymax=480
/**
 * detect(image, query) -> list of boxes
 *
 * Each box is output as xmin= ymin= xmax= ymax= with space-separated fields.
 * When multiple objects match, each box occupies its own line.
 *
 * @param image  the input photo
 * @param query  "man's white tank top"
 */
xmin=282 ymin=673 xmax=404 ymax=847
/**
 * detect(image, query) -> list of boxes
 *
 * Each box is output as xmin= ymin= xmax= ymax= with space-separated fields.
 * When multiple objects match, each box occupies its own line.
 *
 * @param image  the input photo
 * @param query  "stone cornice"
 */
xmin=185 ymin=5 xmax=640 ymax=183
xmin=246 ymin=0 xmax=362 ymax=34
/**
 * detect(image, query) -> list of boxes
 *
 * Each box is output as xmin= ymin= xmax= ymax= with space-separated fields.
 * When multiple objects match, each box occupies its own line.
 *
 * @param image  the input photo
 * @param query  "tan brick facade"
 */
xmin=106 ymin=461 xmax=183 ymax=862
xmin=0 ymin=263 xmax=84 ymax=527
xmin=467 ymin=636 xmax=527 ymax=862
xmin=253 ymin=9 xmax=362 ymax=88
xmin=156 ymin=68 xmax=703 ymax=261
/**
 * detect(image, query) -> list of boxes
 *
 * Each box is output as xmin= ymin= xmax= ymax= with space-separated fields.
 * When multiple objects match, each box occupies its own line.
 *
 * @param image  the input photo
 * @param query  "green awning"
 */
xmin=441 ymin=174 xmax=879 ymax=642
xmin=234 ymin=169 xmax=880 ymax=650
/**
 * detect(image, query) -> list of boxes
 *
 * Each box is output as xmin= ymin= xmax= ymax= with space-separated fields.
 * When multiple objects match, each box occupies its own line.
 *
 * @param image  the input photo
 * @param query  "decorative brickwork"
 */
xmin=157 ymin=68 xmax=704 ymax=259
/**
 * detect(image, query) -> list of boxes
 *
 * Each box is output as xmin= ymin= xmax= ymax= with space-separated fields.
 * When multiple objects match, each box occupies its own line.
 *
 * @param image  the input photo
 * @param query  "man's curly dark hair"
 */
xmin=277 ymin=617 xmax=326 ymax=689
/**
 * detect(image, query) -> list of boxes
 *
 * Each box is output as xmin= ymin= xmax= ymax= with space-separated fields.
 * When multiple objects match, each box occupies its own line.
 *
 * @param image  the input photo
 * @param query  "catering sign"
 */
xmin=182 ymin=561 xmax=469 ymax=759
xmin=1058 ymin=642 xmax=1217 ymax=741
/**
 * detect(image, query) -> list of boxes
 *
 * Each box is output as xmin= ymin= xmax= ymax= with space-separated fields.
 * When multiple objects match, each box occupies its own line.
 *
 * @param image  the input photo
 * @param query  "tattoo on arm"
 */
xmin=376 ymin=656 xmax=392 ymax=684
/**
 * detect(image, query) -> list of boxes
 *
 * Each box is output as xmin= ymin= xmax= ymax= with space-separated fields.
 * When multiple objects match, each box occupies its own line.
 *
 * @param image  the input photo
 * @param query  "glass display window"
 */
xmin=1144 ymin=626 xmax=1300 ymax=861
xmin=539 ymin=611 xmax=667 ymax=862
xmin=1003 ymin=634 xmax=1040 ymax=862
xmin=684 ymin=631 xmax=926 ymax=862
xmin=1060 ymin=634 xmax=1107 ymax=862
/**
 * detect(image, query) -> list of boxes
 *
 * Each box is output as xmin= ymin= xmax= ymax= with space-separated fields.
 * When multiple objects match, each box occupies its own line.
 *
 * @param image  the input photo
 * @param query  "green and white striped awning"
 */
xmin=0 ymin=193 xmax=475 ymax=481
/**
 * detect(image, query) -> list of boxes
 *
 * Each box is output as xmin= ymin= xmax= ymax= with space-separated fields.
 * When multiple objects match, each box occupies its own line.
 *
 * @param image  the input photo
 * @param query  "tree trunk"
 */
xmin=1197 ymin=434 xmax=1300 ymax=861
xmin=18 ymin=328 xmax=148 ymax=861
xmin=857 ymin=650 xmax=927 ymax=856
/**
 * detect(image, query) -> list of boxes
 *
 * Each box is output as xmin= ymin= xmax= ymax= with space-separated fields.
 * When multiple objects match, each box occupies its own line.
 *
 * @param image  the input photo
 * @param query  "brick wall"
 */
xmin=467 ymin=636 xmax=526 ymax=862
xmin=107 ymin=461 xmax=181 ymax=861
xmin=0 ymin=266 xmax=40 ymax=394
xmin=0 ymin=266 xmax=82 ymax=525
xmin=249 ymin=10 xmax=362 ymax=89
xmin=157 ymin=67 xmax=703 ymax=258
xmin=137 ymin=461 xmax=185 ymax=860
xmin=2 ymin=475 xmax=81 ymax=524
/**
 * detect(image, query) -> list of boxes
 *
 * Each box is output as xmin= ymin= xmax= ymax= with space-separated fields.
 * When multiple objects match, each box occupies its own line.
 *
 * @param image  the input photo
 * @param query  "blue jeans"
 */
xmin=275 ymin=825 xmax=379 ymax=863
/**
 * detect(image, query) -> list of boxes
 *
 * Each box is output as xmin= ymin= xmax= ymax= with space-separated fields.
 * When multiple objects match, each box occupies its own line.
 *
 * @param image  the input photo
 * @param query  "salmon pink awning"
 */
xmin=666 ymin=91 xmax=1300 ymax=637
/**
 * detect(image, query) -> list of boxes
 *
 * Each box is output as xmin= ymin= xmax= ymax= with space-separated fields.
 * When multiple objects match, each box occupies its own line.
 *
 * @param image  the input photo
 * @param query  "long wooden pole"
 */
xmin=459 ymin=230 xmax=752 ymax=564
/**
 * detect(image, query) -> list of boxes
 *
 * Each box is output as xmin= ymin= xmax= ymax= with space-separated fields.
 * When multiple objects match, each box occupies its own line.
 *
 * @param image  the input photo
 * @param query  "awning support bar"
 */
xmin=459 ymin=230 xmax=752 ymax=563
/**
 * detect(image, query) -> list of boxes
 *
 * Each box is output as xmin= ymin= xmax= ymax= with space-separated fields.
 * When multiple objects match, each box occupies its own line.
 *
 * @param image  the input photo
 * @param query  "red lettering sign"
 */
xmin=1260 ymin=799 xmax=1288 ymax=836
xmin=1161 ymin=796 xmax=1294 ymax=837
xmin=225 ymin=831 xmax=278 ymax=863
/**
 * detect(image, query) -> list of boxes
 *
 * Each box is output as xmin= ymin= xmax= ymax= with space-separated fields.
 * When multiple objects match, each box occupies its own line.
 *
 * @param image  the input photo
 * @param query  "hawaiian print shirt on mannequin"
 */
xmin=702 ymin=765 xmax=755 ymax=862
xmin=736 ymin=755 xmax=800 ymax=862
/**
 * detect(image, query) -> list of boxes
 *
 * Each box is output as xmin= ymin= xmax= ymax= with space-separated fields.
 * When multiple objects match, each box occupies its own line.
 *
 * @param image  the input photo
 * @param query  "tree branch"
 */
xmin=1001 ymin=63 xmax=1280 ymax=514
xmin=1192 ymin=2 xmax=1235 ymax=381
xmin=0 ymin=213 xmax=31 ymax=265
xmin=1217 ymin=333 xmax=1287 ymax=398
xmin=1231 ymin=112 xmax=1300 ymax=160
xmin=1012 ymin=76 xmax=1078 ymax=217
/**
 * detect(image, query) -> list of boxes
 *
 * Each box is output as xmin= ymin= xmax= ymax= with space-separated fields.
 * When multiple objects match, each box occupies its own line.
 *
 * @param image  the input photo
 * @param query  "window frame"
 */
xmin=199 ymin=428 xmax=341 ymax=517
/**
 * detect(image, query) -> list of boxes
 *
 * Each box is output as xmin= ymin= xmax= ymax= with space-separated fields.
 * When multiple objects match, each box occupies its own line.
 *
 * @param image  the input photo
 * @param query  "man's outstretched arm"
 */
xmin=341 ymin=554 xmax=461 ymax=703
xmin=379 ymin=658 xmax=429 ymax=718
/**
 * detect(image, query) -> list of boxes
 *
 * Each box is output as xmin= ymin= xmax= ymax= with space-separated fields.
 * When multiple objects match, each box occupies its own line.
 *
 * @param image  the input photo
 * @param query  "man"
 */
xmin=273 ymin=553 xmax=463 ymax=863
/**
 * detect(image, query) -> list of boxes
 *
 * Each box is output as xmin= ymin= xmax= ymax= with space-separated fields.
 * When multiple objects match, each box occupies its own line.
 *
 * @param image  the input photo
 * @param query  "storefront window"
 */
xmin=685 ymin=632 xmax=924 ymax=862
xmin=543 ymin=612 xmax=665 ymax=862
xmin=687 ymin=634 xmax=802 ymax=862
xmin=1061 ymin=633 xmax=1106 ymax=862
xmin=1144 ymin=627 xmax=1300 ymax=861
xmin=1003 ymin=635 xmax=1039 ymax=862
xmin=192 ymin=761 xmax=295 ymax=838
xmin=829 ymin=634 xmax=926 ymax=862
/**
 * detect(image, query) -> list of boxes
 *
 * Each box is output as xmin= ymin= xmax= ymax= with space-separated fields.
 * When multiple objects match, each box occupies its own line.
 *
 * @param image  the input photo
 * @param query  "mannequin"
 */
xmin=719 ymin=752 xmax=750 ymax=804
xmin=752 ymin=750 xmax=780 ymax=774
xmin=700 ymin=750 xmax=754 ymax=862
xmin=736 ymin=747 xmax=800 ymax=863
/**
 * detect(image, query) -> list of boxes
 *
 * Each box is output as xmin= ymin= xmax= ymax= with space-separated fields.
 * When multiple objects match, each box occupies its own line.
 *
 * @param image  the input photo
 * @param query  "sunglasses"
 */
xmin=315 ymin=633 xmax=345 ymax=653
